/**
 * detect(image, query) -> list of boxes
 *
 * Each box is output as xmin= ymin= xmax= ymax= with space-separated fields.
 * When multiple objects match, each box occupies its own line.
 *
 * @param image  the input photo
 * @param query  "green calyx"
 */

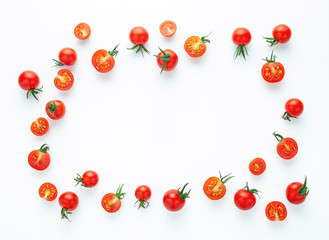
xmin=298 ymin=176 xmax=309 ymax=196
xmin=74 ymin=173 xmax=87 ymax=187
xmin=108 ymin=44 xmax=120 ymax=57
xmin=242 ymin=182 xmax=260 ymax=198
xmin=61 ymin=208 xmax=72 ymax=221
xmin=262 ymin=50 xmax=276 ymax=63
xmin=52 ymin=59 xmax=64 ymax=67
xmin=177 ymin=183 xmax=191 ymax=200
xmin=116 ymin=184 xmax=126 ymax=200
xmin=27 ymin=86 xmax=43 ymax=101
xmin=39 ymin=144 xmax=50 ymax=153
xmin=264 ymin=37 xmax=279 ymax=47
xmin=154 ymin=47 xmax=171 ymax=74
xmin=201 ymin=32 xmax=212 ymax=44
xmin=134 ymin=200 xmax=150 ymax=209
xmin=219 ymin=171 xmax=234 ymax=184
xmin=127 ymin=44 xmax=150 ymax=57
xmin=282 ymin=112 xmax=297 ymax=121
xmin=273 ymin=132 xmax=284 ymax=142
xmin=47 ymin=102 xmax=58 ymax=115
xmin=233 ymin=45 xmax=248 ymax=60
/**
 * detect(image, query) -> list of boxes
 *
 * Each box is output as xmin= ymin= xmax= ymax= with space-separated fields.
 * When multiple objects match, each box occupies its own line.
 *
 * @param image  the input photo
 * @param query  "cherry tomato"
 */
xmin=282 ymin=98 xmax=304 ymax=121
xmin=101 ymin=184 xmax=125 ymax=213
xmin=45 ymin=100 xmax=66 ymax=120
xmin=74 ymin=170 xmax=99 ymax=188
xmin=74 ymin=22 xmax=91 ymax=40
xmin=160 ymin=20 xmax=177 ymax=37
xmin=184 ymin=33 xmax=211 ymax=58
xmin=135 ymin=185 xmax=152 ymax=209
xmin=261 ymin=51 xmax=285 ymax=83
xmin=18 ymin=70 xmax=42 ymax=100
xmin=232 ymin=27 xmax=251 ymax=60
xmin=31 ymin=117 xmax=49 ymax=136
xmin=286 ymin=176 xmax=309 ymax=204
xmin=53 ymin=48 xmax=77 ymax=66
xmin=92 ymin=45 xmax=119 ymax=73
xmin=264 ymin=24 xmax=292 ymax=46
xmin=163 ymin=183 xmax=190 ymax=211
xmin=155 ymin=48 xmax=178 ymax=74
xmin=54 ymin=69 xmax=74 ymax=91
xmin=265 ymin=201 xmax=287 ymax=221
xmin=128 ymin=26 xmax=150 ymax=56
xmin=59 ymin=191 xmax=79 ymax=221
xmin=39 ymin=182 xmax=57 ymax=201
xmin=28 ymin=144 xmax=50 ymax=171
xmin=203 ymin=171 xmax=234 ymax=200
xmin=234 ymin=182 xmax=260 ymax=210
xmin=273 ymin=132 xmax=298 ymax=160
xmin=249 ymin=158 xmax=266 ymax=175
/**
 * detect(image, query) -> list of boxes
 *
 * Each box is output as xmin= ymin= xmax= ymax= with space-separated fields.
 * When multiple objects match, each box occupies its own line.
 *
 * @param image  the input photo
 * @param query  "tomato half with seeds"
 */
xmin=282 ymin=98 xmax=304 ymax=121
xmin=39 ymin=182 xmax=58 ymax=201
xmin=163 ymin=183 xmax=190 ymax=211
xmin=92 ymin=45 xmax=119 ymax=73
xmin=28 ymin=144 xmax=50 ymax=171
xmin=155 ymin=48 xmax=178 ymax=74
xmin=160 ymin=20 xmax=177 ymax=37
xmin=273 ymin=132 xmax=298 ymax=160
xmin=18 ymin=70 xmax=42 ymax=100
xmin=232 ymin=27 xmax=251 ymax=60
xmin=286 ymin=176 xmax=309 ymax=204
xmin=59 ymin=191 xmax=79 ymax=221
xmin=45 ymin=100 xmax=66 ymax=120
xmin=53 ymin=48 xmax=77 ymax=66
xmin=128 ymin=26 xmax=150 ymax=56
xmin=184 ymin=33 xmax=210 ymax=58
xmin=135 ymin=185 xmax=152 ymax=209
xmin=74 ymin=22 xmax=91 ymax=40
xmin=234 ymin=182 xmax=260 ymax=210
xmin=203 ymin=171 xmax=234 ymax=200
xmin=265 ymin=201 xmax=287 ymax=221
xmin=101 ymin=184 xmax=125 ymax=213
xmin=54 ymin=69 xmax=74 ymax=91
xmin=75 ymin=170 xmax=99 ymax=188
xmin=31 ymin=117 xmax=49 ymax=136
xmin=264 ymin=24 xmax=292 ymax=46
xmin=249 ymin=158 xmax=266 ymax=175
xmin=261 ymin=51 xmax=285 ymax=83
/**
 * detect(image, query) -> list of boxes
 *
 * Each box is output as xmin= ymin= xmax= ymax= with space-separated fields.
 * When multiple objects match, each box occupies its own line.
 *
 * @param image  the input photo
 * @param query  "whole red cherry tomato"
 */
xmin=273 ymin=132 xmax=298 ymax=160
xmin=264 ymin=24 xmax=292 ymax=46
xmin=184 ymin=33 xmax=211 ymax=58
xmin=128 ymin=26 xmax=150 ymax=56
xmin=74 ymin=22 xmax=91 ymax=40
xmin=18 ymin=70 xmax=42 ymax=100
xmin=261 ymin=51 xmax=285 ymax=83
xmin=92 ymin=45 xmax=119 ymax=73
xmin=39 ymin=182 xmax=58 ymax=201
xmin=163 ymin=183 xmax=190 ymax=212
xmin=74 ymin=170 xmax=99 ymax=188
xmin=135 ymin=185 xmax=152 ymax=209
xmin=286 ymin=176 xmax=309 ymax=204
xmin=101 ymin=184 xmax=125 ymax=213
xmin=234 ymin=182 xmax=260 ymax=210
xmin=232 ymin=27 xmax=251 ymax=60
xmin=282 ymin=98 xmax=304 ymax=121
xmin=203 ymin=171 xmax=234 ymax=200
xmin=28 ymin=144 xmax=50 ymax=171
xmin=45 ymin=100 xmax=66 ymax=120
xmin=53 ymin=48 xmax=77 ymax=66
xmin=54 ymin=69 xmax=74 ymax=91
xmin=249 ymin=158 xmax=266 ymax=175
xmin=59 ymin=191 xmax=79 ymax=221
xmin=160 ymin=20 xmax=177 ymax=37
xmin=31 ymin=117 xmax=49 ymax=136
xmin=265 ymin=201 xmax=287 ymax=221
xmin=155 ymin=48 xmax=178 ymax=74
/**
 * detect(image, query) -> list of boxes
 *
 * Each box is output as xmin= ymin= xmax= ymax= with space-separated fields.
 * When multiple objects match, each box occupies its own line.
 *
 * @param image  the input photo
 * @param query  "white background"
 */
xmin=1 ymin=0 xmax=328 ymax=239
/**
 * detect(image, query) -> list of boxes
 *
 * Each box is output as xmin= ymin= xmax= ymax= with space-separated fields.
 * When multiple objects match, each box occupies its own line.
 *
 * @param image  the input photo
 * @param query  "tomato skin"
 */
xmin=58 ymin=48 xmax=77 ymax=66
xmin=249 ymin=158 xmax=266 ymax=175
xmin=234 ymin=189 xmax=256 ymax=210
xmin=45 ymin=100 xmax=66 ymax=120
xmin=273 ymin=133 xmax=298 ymax=160
xmin=265 ymin=201 xmax=287 ymax=221
xmin=203 ymin=172 xmax=233 ymax=200
xmin=273 ymin=24 xmax=291 ymax=44
xmin=18 ymin=70 xmax=40 ymax=90
xmin=92 ymin=49 xmax=116 ymax=73
xmin=39 ymin=182 xmax=57 ymax=201
xmin=135 ymin=185 xmax=152 ymax=201
xmin=232 ymin=28 xmax=251 ymax=45
xmin=31 ymin=117 xmax=49 ymax=136
xmin=129 ymin=26 xmax=149 ymax=45
xmin=101 ymin=184 xmax=125 ymax=213
xmin=261 ymin=62 xmax=285 ymax=83
xmin=28 ymin=144 xmax=50 ymax=171
xmin=285 ymin=98 xmax=304 ymax=118
xmin=59 ymin=192 xmax=79 ymax=211
xmin=75 ymin=170 xmax=99 ymax=187
xmin=286 ymin=177 xmax=309 ymax=204
xmin=163 ymin=183 xmax=190 ymax=211
xmin=54 ymin=69 xmax=74 ymax=91
xmin=160 ymin=20 xmax=177 ymax=37
xmin=156 ymin=49 xmax=178 ymax=73
xmin=74 ymin=22 xmax=91 ymax=40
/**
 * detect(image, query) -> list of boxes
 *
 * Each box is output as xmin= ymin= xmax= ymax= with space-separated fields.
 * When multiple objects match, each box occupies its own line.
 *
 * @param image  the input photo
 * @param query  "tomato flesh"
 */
xmin=39 ymin=182 xmax=57 ymax=201
xmin=92 ymin=49 xmax=115 ymax=73
xmin=265 ymin=201 xmax=287 ymax=221
xmin=203 ymin=177 xmax=226 ymax=200
xmin=261 ymin=62 xmax=285 ymax=83
xmin=277 ymin=137 xmax=298 ymax=159
xmin=28 ymin=148 xmax=50 ymax=171
xmin=184 ymin=36 xmax=206 ymax=57
xmin=54 ymin=69 xmax=74 ymax=91
xmin=249 ymin=158 xmax=266 ymax=175
xmin=31 ymin=117 xmax=49 ymax=136
xmin=74 ymin=23 xmax=91 ymax=40
xmin=102 ymin=193 xmax=121 ymax=213
xmin=160 ymin=20 xmax=177 ymax=37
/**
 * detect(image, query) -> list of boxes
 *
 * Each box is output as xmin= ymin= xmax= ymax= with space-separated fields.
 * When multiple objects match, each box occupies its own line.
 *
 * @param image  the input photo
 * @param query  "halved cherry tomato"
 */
xmin=28 ymin=144 xmax=50 ymax=171
xmin=92 ymin=45 xmax=119 ymax=73
xmin=203 ymin=171 xmax=234 ymax=200
xmin=59 ymin=191 xmax=79 ymax=221
xmin=101 ymin=184 xmax=125 ymax=213
xmin=234 ymin=182 xmax=260 ymax=210
xmin=31 ymin=117 xmax=49 ymax=136
xmin=39 ymin=182 xmax=57 ymax=201
xmin=18 ymin=70 xmax=42 ymax=100
xmin=163 ymin=183 xmax=190 ymax=211
xmin=128 ymin=26 xmax=150 ymax=56
xmin=45 ymin=100 xmax=66 ymax=120
xmin=249 ymin=158 xmax=266 ymax=175
xmin=74 ymin=22 xmax=91 ymax=40
xmin=54 ymin=69 xmax=74 ymax=91
xmin=75 ymin=170 xmax=99 ymax=188
xmin=265 ymin=201 xmax=287 ymax=221
xmin=286 ymin=176 xmax=309 ymax=204
xmin=53 ymin=48 xmax=77 ymax=66
xmin=232 ymin=27 xmax=251 ymax=60
xmin=184 ymin=33 xmax=210 ymax=58
xmin=264 ymin=24 xmax=292 ymax=46
xmin=261 ymin=51 xmax=285 ymax=83
xmin=155 ymin=48 xmax=178 ymax=74
xmin=273 ymin=132 xmax=298 ymax=160
xmin=282 ymin=98 xmax=304 ymax=121
xmin=160 ymin=20 xmax=177 ymax=37
xmin=135 ymin=185 xmax=152 ymax=209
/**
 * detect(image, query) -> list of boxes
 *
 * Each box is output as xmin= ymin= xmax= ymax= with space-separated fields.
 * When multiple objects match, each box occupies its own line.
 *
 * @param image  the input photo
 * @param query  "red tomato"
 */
xmin=28 ymin=144 xmax=50 ymax=171
xmin=273 ymin=132 xmax=298 ymax=160
xmin=59 ymin=191 xmax=79 ymax=220
xmin=39 ymin=182 xmax=57 ymax=201
xmin=74 ymin=22 xmax=91 ymax=40
xmin=264 ymin=24 xmax=292 ymax=46
xmin=135 ymin=185 xmax=152 ymax=209
xmin=75 ymin=170 xmax=99 ymax=188
xmin=184 ymin=33 xmax=211 ymax=58
xmin=232 ymin=27 xmax=251 ymax=60
xmin=31 ymin=117 xmax=49 ymax=136
xmin=286 ymin=176 xmax=309 ymax=204
xmin=234 ymin=182 xmax=260 ymax=210
xmin=53 ymin=48 xmax=77 ymax=66
xmin=265 ymin=201 xmax=287 ymax=221
xmin=163 ymin=183 xmax=190 ymax=211
xmin=101 ymin=184 xmax=125 ymax=213
xmin=18 ymin=70 xmax=42 ymax=100
xmin=92 ymin=45 xmax=119 ymax=73
xmin=249 ymin=158 xmax=266 ymax=175
xmin=160 ymin=20 xmax=177 ymax=37
xmin=45 ymin=100 xmax=66 ymax=120
xmin=282 ymin=98 xmax=304 ymax=121
xmin=261 ymin=51 xmax=285 ymax=83
xmin=203 ymin=171 xmax=234 ymax=200
xmin=54 ymin=69 xmax=74 ymax=91
xmin=128 ymin=26 xmax=150 ymax=56
xmin=155 ymin=48 xmax=178 ymax=74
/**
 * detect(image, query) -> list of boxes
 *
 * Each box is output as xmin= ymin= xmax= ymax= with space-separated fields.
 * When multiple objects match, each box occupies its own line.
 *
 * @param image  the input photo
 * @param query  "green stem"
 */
xmin=219 ymin=171 xmax=234 ymax=184
xmin=39 ymin=144 xmax=50 ymax=153
xmin=262 ymin=50 xmax=276 ymax=63
xmin=116 ymin=184 xmax=126 ymax=200
xmin=242 ymin=182 xmax=261 ymax=198
xmin=177 ymin=183 xmax=191 ymax=200
xmin=47 ymin=102 xmax=58 ymax=115
xmin=273 ymin=132 xmax=284 ymax=142
xmin=233 ymin=45 xmax=248 ymax=60
xmin=27 ymin=86 xmax=43 ymax=101
xmin=201 ymin=32 xmax=212 ymax=43
xmin=264 ymin=37 xmax=279 ymax=47
xmin=134 ymin=200 xmax=150 ymax=209
xmin=61 ymin=208 xmax=72 ymax=221
xmin=154 ymin=47 xmax=171 ymax=74
xmin=52 ymin=59 xmax=64 ymax=67
xmin=108 ymin=44 xmax=120 ymax=57
xmin=298 ymin=176 xmax=309 ymax=196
